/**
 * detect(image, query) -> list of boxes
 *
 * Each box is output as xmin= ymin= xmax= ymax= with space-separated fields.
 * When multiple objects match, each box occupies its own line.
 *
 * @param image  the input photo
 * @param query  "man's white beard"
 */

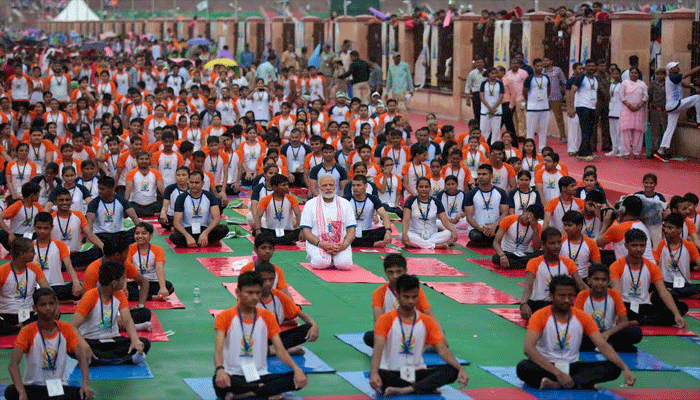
xmin=322 ymin=192 xmax=335 ymax=199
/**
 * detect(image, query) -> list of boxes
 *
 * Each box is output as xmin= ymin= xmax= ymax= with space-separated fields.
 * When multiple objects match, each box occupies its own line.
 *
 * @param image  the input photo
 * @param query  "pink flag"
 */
xmin=443 ymin=10 xmax=452 ymax=28
xmin=105 ymin=47 xmax=114 ymax=57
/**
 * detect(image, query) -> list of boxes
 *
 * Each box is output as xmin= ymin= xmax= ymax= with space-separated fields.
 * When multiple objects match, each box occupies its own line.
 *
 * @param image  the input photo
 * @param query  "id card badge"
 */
xmin=22 ymin=232 xmax=33 ymax=239
xmin=554 ymin=362 xmax=570 ymax=375
xmin=673 ymin=276 xmax=685 ymax=288
xmin=513 ymin=251 xmax=526 ymax=258
xmin=17 ymin=308 xmax=31 ymax=323
xmin=241 ymin=359 xmax=260 ymax=382
xmin=400 ymin=365 xmax=416 ymax=383
xmin=98 ymin=338 xmax=115 ymax=343
xmin=191 ymin=222 xmax=201 ymax=235
xmin=275 ymin=228 xmax=284 ymax=237
xmin=356 ymin=228 xmax=363 ymax=238
xmin=46 ymin=378 xmax=64 ymax=397
xmin=630 ymin=301 xmax=640 ymax=313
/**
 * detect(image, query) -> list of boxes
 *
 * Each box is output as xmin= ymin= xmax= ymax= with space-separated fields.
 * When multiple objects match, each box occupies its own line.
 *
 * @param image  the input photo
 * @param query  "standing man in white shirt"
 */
xmin=464 ymin=58 xmax=486 ymax=125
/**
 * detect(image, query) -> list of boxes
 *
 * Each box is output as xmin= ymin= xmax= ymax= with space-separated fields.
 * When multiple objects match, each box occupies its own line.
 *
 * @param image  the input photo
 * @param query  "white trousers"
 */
xmin=609 ymin=118 xmax=621 ymax=154
xmin=306 ymin=242 xmax=353 ymax=270
xmin=526 ymin=111 xmax=551 ymax=151
xmin=480 ymin=114 xmax=502 ymax=143
xmin=407 ymin=230 xmax=452 ymax=249
xmin=660 ymin=95 xmax=700 ymax=149
xmin=567 ymin=114 xmax=581 ymax=153
xmin=437 ymin=218 xmax=470 ymax=232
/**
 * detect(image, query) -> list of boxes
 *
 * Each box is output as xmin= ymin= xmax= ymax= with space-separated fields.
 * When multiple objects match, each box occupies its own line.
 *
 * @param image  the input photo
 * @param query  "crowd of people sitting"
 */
xmin=0 ymin=26 xmax=697 ymax=399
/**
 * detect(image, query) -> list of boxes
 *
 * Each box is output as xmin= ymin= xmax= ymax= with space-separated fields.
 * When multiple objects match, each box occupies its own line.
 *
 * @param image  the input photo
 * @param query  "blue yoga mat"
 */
xmin=0 ymin=384 xmax=7 ymax=400
xmin=335 ymin=332 xmax=470 ymax=366
xmin=480 ymin=366 xmax=627 ymax=400
xmin=336 ymin=371 xmax=473 ymax=400
xmin=65 ymin=357 xmax=153 ymax=382
xmin=681 ymin=367 xmax=700 ymax=381
xmin=579 ymin=350 xmax=678 ymax=371
xmin=268 ymin=347 xmax=335 ymax=373
xmin=682 ymin=336 xmax=700 ymax=347
xmin=184 ymin=377 xmax=302 ymax=400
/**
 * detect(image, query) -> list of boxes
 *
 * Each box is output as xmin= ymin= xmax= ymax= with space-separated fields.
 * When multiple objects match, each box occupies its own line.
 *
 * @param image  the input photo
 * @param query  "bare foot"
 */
xmin=268 ymin=395 xmax=283 ymax=400
xmin=373 ymin=240 xmax=387 ymax=247
xmin=384 ymin=386 xmax=414 ymax=396
xmin=540 ymin=377 xmax=562 ymax=390
xmin=628 ymin=320 xmax=639 ymax=326
xmin=435 ymin=243 xmax=449 ymax=249
xmin=287 ymin=346 xmax=305 ymax=355
xmin=268 ymin=345 xmax=276 ymax=356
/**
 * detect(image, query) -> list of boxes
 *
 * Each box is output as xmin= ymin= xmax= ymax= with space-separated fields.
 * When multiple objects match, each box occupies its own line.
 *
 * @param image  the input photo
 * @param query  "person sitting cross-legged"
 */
xmin=254 ymin=174 xmax=302 ymax=246
xmin=493 ymin=204 xmax=544 ymax=269
xmin=344 ymin=175 xmax=393 ymax=248
xmin=369 ymin=274 xmax=469 ymax=396
xmin=128 ymin=222 xmax=174 ymax=300
xmin=516 ymin=275 xmax=636 ymax=390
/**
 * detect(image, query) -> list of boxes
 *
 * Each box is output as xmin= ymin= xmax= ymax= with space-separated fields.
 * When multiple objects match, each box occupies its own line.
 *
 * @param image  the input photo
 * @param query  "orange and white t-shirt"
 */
xmin=602 ymin=220 xmax=653 ymax=260
xmin=653 ymin=239 xmax=700 ymax=285
xmin=258 ymin=194 xmax=299 ymax=230
xmin=374 ymin=309 xmax=443 ymax=371
xmin=499 ymin=215 xmax=541 ymax=253
xmin=372 ymin=283 xmax=431 ymax=314
xmin=2 ymin=200 xmax=43 ymax=234
xmin=0 ymin=262 xmax=45 ymax=313
xmin=51 ymin=211 xmax=88 ymax=253
xmin=128 ymin=243 xmax=166 ymax=282
xmin=33 ymin=239 xmax=70 ymax=286
xmin=545 ymin=197 xmax=584 ymax=232
xmin=382 ymin=146 xmax=410 ymax=176
xmin=76 ymin=288 xmax=129 ymax=340
xmin=6 ymin=161 xmax=37 ymax=193
xmin=257 ymin=289 xmax=301 ymax=325
xmin=441 ymin=164 xmax=471 ymax=191
xmin=82 ymin=258 xmax=140 ymax=291
xmin=527 ymin=306 xmax=598 ymax=364
xmin=214 ymin=307 xmax=279 ymax=376
xmin=610 ymin=257 xmax=663 ymax=305
xmin=126 ymin=168 xmax=163 ymax=205
xmin=117 ymin=151 xmax=138 ymax=186
xmin=462 ymin=149 xmax=486 ymax=179
xmin=401 ymin=162 xmax=431 ymax=197
xmin=574 ymin=289 xmax=627 ymax=331
xmin=240 ymin=262 xmax=288 ymax=290
xmin=535 ymin=168 xmax=565 ymax=204
xmin=14 ymin=321 xmax=79 ymax=386
xmin=303 ymin=153 xmax=323 ymax=171
xmin=561 ymin=235 xmax=600 ymax=278
xmin=526 ymin=256 xmax=578 ymax=301
xmin=237 ymin=142 xmax=266 ymax=172
xmin=152 ymin=150 xmax=185 ymax=188
xmin=490 ymin=163 xmax=516 ymax=192
xmin=374 ymin=174 xmax=402 ymax=206
xmin=203 ymin=151 xmax=231 ymax=186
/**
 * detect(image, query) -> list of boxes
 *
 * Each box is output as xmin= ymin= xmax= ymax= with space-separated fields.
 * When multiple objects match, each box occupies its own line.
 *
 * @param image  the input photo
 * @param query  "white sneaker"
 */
xmin=605 ymin=150 xmax=617 ymax=157
xmin=132 ymin=352 xmax=146 ymax=364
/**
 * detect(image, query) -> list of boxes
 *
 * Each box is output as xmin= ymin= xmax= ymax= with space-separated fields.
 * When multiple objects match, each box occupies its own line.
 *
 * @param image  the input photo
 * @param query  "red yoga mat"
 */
xmin=468 ymin=258 xmax=527 ymax=278
xmin=164 ymin=238 xmax=233 ymax=254
xmin=61 ymin=270 xmax=86 ymax=282
xmin=288 ymin=187 xmax=308 ymax=198
xmin=197 ymin=256 xmax=252 ymax=277
xmin=59 ymin=301 xmax=78 ymax=314
xmin=639 ymin=325 xmax=697 ymax=336
xmin=299 ymin=263 xmax=385 ymax=283
xmin=233 ymin=208 xmax=251 ymax=216
xmin=222 ymin=282 xmax=311 ymax=305
xmin=691 ymin=271 xmax=700 ymax=280
xmin=456 ymin=233 xmax=496 ymax=255
xmin=0 ymin=334 xmax=18 ymax=349
xmin=462 ymin=388 xmax=538 ymax=400
xmin=681 ymin=299 xmax=700 ymax=309
xmin=382 ymin=257 xmax=466 ymax=277
xmin=610 ymin=389 xmax=700 ymax=400
xmin=352 ymin=247 xmax=400 ymax=254
xmin=154 ymin=223 xmax=171 ymax=236
xmin=120 ymin=313 xmax=170 ymax=342
xmin=390 ymin=239 xmax=464 ymax=255
xmin=686 ymin=311 xmax=700 ymax=321
xmin=425 ymin=282 xmax=519 ymax=304
xmin=245 ymin=235 xmax=306 ymax=251
xmin=488 ymin=307 xmax=528 ymax=328
xmin=130 ymin=293 xmax=186 ymax=310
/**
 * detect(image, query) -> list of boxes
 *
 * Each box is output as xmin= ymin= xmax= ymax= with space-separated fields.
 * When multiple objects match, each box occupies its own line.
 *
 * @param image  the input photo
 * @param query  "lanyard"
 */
xmin=479 ymin=189 xmax=493 ymax=210
xmin=101 ymin=200 xmax=117 ymax=223
xmin=238 ymin=307 xmax=257 ymax=356
xmin=560 ymin=199 xmax=574 ymax=214
xmin=38 ymin=322 xmax=61 ymax=371
xmin=417 ymin=199 xmax=430 ymax=221
xmin=515 ymin=218 xmax=530 ymax=245
xmin=411 ymin=163 xmax=423 ymax=181
xmin=545 ymin=259 xmax=562 ymax=279
xmin=584 ymin=218 xmax=596 ymax=238
xmin=98 ymin=288 xmax=113 ymax=329
xmin=23 ymin=203 xmax=34 ymax=226
xmin=352 ymin=197 xmax=368 ymax=221
xmin=627 ymin=263 xmax=644 ymax=294
xmin=11 ymin=263 xmax=28 ymax=299
xmin=56 ymin=213 xmax=72 ymax=240
xmin=259 ymin=296 xmax=278 ymax=323
xmin=518 ymin=190 xmax=532 ymax=210
xmin=587 ymin=77 xmax=596 ymax=91
xmin=552 ymin=307 xmax=572 ymax=350
xmin=31 ymin=145 xmax=41 ymax=161
xmin=467 ymin=152 xmax=477 ymax=167
xmin=667 ymin=242 xmax=687 ymax=281
xmin=137 ymin=245 xmax=151 ymax=274
xmin=17 ymin=163 xmax=28 ymax=180
xmin=487 ymin=82 xmax=496 ymax=96
xmin=391 ymin=148 xmax=400 ymax=164
xmin=534 ymin=76 xmax=544 ymax=89
xmin=385 ymin=176 xmax=393 ymax=194
xmin=446 ymin=194 xmax=458 ymax=217
xmin=610 ymin=83 xmax=618 ymax=97
xmin=36 ymin=241 xmax=51 ymax=271
xmin=589 ymin=294 xmax=608 ymax=329
xmin=190 ymin=195 xmax=204 ymax=219
xmin=398 ymin=310 xmax=417 ymax=354
xmin=209 ymin=155 xmax=218 ymax=173
xmin=290 ymin=145 xmax=301 ymax=161
xmin=272 ymin=196 xmax=285 ymax=221
xmin=568 ymin=239 xmax=584 ymax=263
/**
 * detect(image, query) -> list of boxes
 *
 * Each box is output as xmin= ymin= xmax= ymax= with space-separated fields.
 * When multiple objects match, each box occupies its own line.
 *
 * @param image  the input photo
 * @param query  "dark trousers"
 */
xmin=502 ymin=103 xmax=516 ymax=137
xmin=259 ymin=228 xmax=301 ymax=246
xmin=625 ymin=296 xmax=688 ymax=327
xmin=352 ymin=227 xmax=387 ymax=247
xmin=593 ymin=104 xmax=611 ymax=151
xmin=528 ymin=300 xmax=552 ymax=315
xmin=52 ymin=283 xmax=82 ymax=301
xmin=85 ymin=336 xmax=151 ymax=366
xmin=383 ymin=205 xmax=403 ymax=218
xmin=576 ymin=107 xmax=596 ymax=156
xmin=0 ymin=313 xmax=37 ymax=336
xmin=0 ymin=231 xmax=34 ymax=252
xmin=599 ymin=250 xmax=616 ymax=268
xmin=581 ymin=325 xmax=643 ymax=353
xmin=471 ymin=92 xmax=482 ymax=125
xmin=648 ymin=108 xmax=667 ymax=155
xmin=378 ymin=364 xmax=458 ymax=394
xmin=666 ymin=281 xmax=700 ymax=299
xmin=290 ymin=172 xmax=305 ymax=188
xmin=130 ymin=201 xmax=162 ymax=218
xmin=127 ymin=280 xmax=174 ymax=301
xmin=158 ymin=215 xmax=175 ymax=231
xmin=363 ymin=330 xmax=375 ymax=347
xmin=169 ymin=225 xmax=230 ymax=247
xmin=278 ymin=323 xmax=312 ymax=349
xmin=70 ymin=248 xmax=103 ymax=270
xmin=213 ymin=371 xmax=297 ymax=399
xmin=97 ymin=229 xmax=136 ymax=246
xmin=4 ymin=384 xmax=82 ymax=400
xmin=492 ymin=250 xmax=543 ymax=270
xmin=516 ymin=359 xmax=620 ymax=389
xmin=468 ymin=229 xmax=496 ymax=247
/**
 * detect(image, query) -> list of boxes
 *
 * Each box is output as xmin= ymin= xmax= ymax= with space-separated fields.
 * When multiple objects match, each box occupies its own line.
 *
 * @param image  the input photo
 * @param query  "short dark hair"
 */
xmin=588 ymin=264 xmax=610 ymax=279
xmin=562 ymin=210 xmax=584 ymax=226
xmin=98 ymin=176 xmax=115 ymax=188
xmin=624 ymin=228 xmax=647 ymax=244
xmin=585 ymin=190 xmax=605 ymax=205
xmin=684 ymin=192 xmax=699 ymax=206
xmin=102 ymin=235 xmax=129 ymax=257
xmin=663 ymin=212 xmax=685 ymax=228
xmin=395 ymin=274 xmax=420 ymax=293
xmin=558 ymin=176 xmax=576 ymax=190
xmin=33 ymin=287 xmax=58 ymax=305
xmin=11 ymin=237 xmax=33 ymax=258
xmin=477 ymin=164 xmax=493 ymax=174
xmin=270 ymin=174 xmax=289 ymax=187
xmin=620 ymin=196 xmax=642 ymax=217
xmin=135 ymin=222 xmax=154 ymax=235
xmin=34 ymin=211 xmax=53 ymax=226
xmin=524 ymin=204 xmax=544 ymax=220
xmin=99 ymin=260 xmax=126 ymax=286
xmin=383 ymin=254 xmax=407 ymax=270
xmin=254 ymin=233 xmax=276 ymax=249
xmin=541 ymin=227 xmax=562 ymax=242
xmin=21 ymin=182 xmax=41 ymax=198
xmin=352 ymin=174 xmax=368 ymax=184
xmin=254 ymin=261 xmax=276 ymax=275
xmin=548 ymin=274 xmax=577 ymax=294
xmin=237 ymin=271 xmax=263 ymax=289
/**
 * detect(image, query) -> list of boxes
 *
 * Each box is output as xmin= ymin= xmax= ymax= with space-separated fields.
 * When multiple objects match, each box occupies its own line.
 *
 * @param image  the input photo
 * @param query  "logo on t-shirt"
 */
xmin=140 ymin=181 xmax=150 ymax=192
xmin=547 ymin=178 xmax=556 ymax=189
xmin=592 ymin=309 xmax=605 ymax=329
xmin=15 ymin=280 xmax=27 ymax=298
xmin=400 ymin=335 xmax=415 ymax=355
xmin=240 ymin=335 xmax=255 ymax=356
xmin=100 ymin=309 xmax=112 ymax=329
xmin=41 ymin=347 xmax=58 ymax=370
xmin=163 ymin=159 xmax=172 ymax=170
xmin=557 ymin=330 xmax=571 ymax=349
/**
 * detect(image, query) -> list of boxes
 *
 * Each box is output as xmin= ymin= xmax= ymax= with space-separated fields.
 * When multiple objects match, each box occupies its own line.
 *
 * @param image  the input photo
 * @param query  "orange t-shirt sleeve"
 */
xmin=77 ymin=212 xmax=88 ymax=228
xmin=609 ymin=259 xmax=625 ymax=279
xmin=27 ymin=263 xmax=45 ymax=281
xmin=58 ymin=321 xmax=79 ymax=352
xmin=153 ymin=245 xmax=166 ymax=263
xmin=573 ymin=290 xmax=589 ymax=310
xmin=214 ymin=308 xmax=235 ymax=332
xmin=526 ymin=307 xmax=549 ymax=333
xmin=125 ymin=262 xmax=140 ymax=279
xmin=274 ymin=266 xmax=288 ymax=289
xmin=288 ymin=195 xmax=299 ymax=208
xmin=575 ymin=309 xmax=599 ymax=335
xmin=257 ymin=195 xmax=272 ymax=211
xmin=76 ymin=289 xmax=99 ymax=317
xmin=687 ymin=241 xmax=700 ymax=262
xmin=609 ymin=289 xmax=627 ymax=316
xmin=417 ymin=287 xmax=431 ymax=311
xmin=372 ymin=286 xmax=387 ymax=308
xmin=525 ymin=257 xmax=541 ymax=275
xmin=56 ymin=241 xmax=70 ymax=260
xmin=422 ymin=314 xmax=444 ymax=345
xmin=534 ymin=169 xmax=544 ymax=184
xmin=15 ymin=323 xmax=38 ymax=352
xmin=115 ymin=291 xmax=129 ymax=310
xmin=645 ymin=260 xmax=663 ymax=283
xmin=261 ymin=310 xmax=280 ymax=339
xmin=277 ymin=290 xmax=301 ymax=319
xmin=499 ymin=215 xmax=517 ymax=231
xmin=3 ymin=200 xmax=21 ymax=219
xmin=374 ymin=312 xmax=395 ymax=337
xmin=544 ymin=198 xmax=558 ymax=214
xmin=653 ymin=241 xmax=664 ymax=264
xmin=586 ymin=237 xmax=601 ymax=262
xmin=603 ymin=222 xmax=627 ymax=243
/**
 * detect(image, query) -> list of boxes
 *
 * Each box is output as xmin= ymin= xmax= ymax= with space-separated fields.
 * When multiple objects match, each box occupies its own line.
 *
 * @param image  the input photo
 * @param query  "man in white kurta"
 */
xmin=300 ymin=175 xmax=356 ymax=270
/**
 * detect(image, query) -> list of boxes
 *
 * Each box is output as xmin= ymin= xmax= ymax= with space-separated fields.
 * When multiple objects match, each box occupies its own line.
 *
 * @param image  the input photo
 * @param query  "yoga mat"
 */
xmin=424 ymin=282 xmax=519 ymax=305
xmin=687 ymin=311 xmax=700 ymax=321
xmin=130 ymin=293 xmax=186 ymax=310
xmin=390 ymin=239 xmax=464 ymax=255
xmin=66 ymin=357 xmax=153 ymax=382
xmin=468 ymin=258 xmax=526 ymax=278
xmin=59 ymin=301 xmax=78 ymax=314
xmin=639 ymin=325 xmax=697 ymax=336
xmin=353 ymin=247 xmax=401 ymax=254
xmin=387 ymin=212 xmax=401 ymax=221
xmin=337 ymin=371 xmax=473 ymax=400
xmin=0 ymin=334 xmax=17 ymax=349
xmin=197 ymin=256 xmax=252 ymax=277
xmin=233 ymin=208 xmax=251 ymax=216
xmin=682 ymin=336 xmax=700 ymax=346
xmin=245 ymin=235 xmax=306 ymax=251
xmin=289 ymin=187 xmax=308 ymax=198
xmin=299 ymin=263 xmax=386 ymax=284
xmin=334 ymin=332 xmax=469 ymax=366
xmin=681 ymin=299 xmax=700 ymax=309
xmin=488 ymin=308 xmax=528 ymax=328
xmin=184 ymin=377 xmax=302 ymax=400
xmin=225 ymin=211 xmax=249 ymax=224
xmin=154 ymin=223 xmax=171 ymax=235
xmin=463 ymin=387 xmax=537 ymax=400
xmin=691 ymin=271 xmax=699 ymax=280
xmin=403 ymin=257 xmax=467 ymax=277
xmin=480 ymin=366 xmax=626 ymax=400
xmin=681 ymin=367 xmax=700 ymax=381
xmin=455 ymin=234 xmax=496 ymax=255
xmin=610 ymin=389 xmax=700 ymax=400
xmin=61 ymin=270 xmax=85 ymax=282
xmin=164 ymin=238 xmax=233 ymax=254
xmin=120 ymin=313 xmax=170 ymax=342
xmin=222 ymin=282 xmax=312 ymax=305
xmin=268 ymin=347 xmax=335 ymax=373
xmin=579 ymin=350 xmax=678 ymax=371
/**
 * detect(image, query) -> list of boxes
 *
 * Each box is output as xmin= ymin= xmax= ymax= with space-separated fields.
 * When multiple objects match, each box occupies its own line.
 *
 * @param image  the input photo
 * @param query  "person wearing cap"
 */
xmin=657 ymin=61 xmax=700 ymax=159
xmin=385 ymin=53 xmax=414 ymax=115
xmin=329 ymin=92 xmax=351 ymax=123
xmin=369 ymin=92 xmax=382 ymax=116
